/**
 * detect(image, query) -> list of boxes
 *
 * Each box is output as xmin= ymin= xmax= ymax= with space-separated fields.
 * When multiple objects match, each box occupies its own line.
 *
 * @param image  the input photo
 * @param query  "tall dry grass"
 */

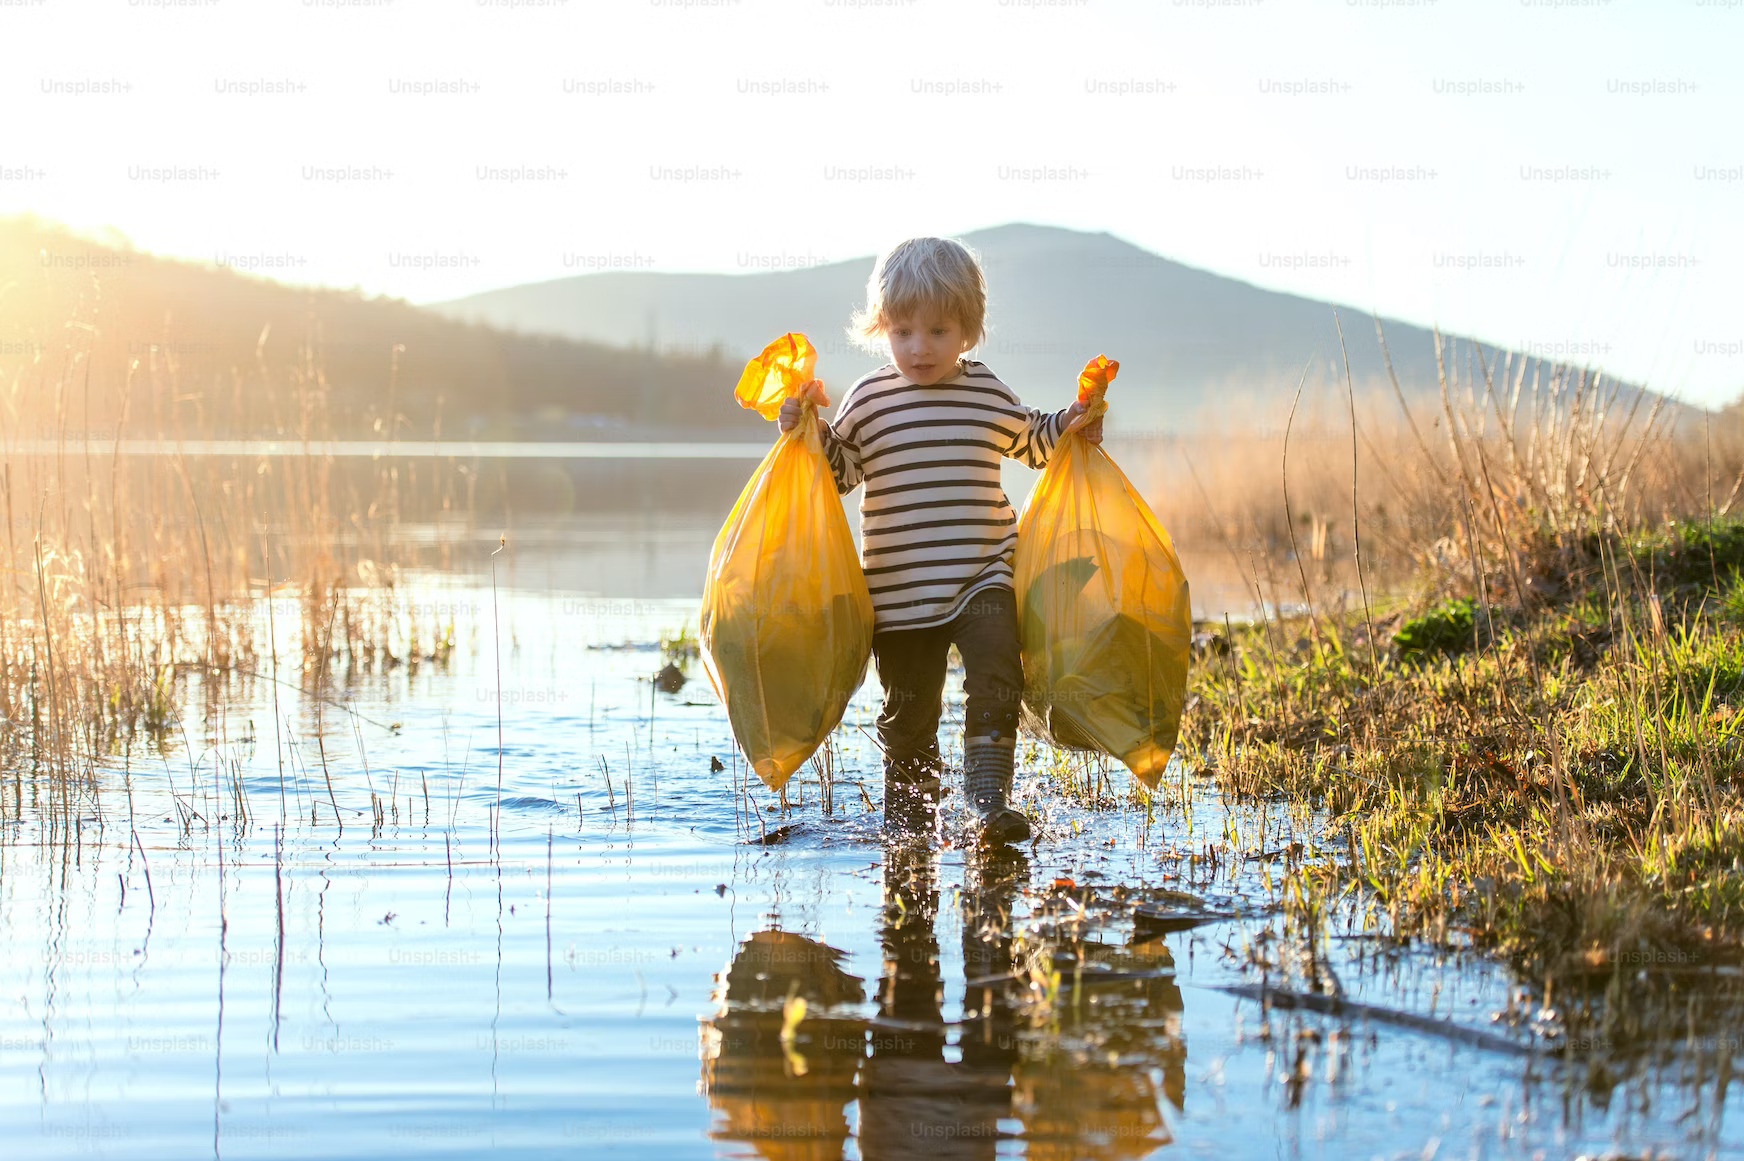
xmin=0 ymin=218 xmax=750 ymax=818
xmin=1145 ymin=330 xmax=1744 ymax=617
xmin=0 ymin=307 xmax=467 ymax=819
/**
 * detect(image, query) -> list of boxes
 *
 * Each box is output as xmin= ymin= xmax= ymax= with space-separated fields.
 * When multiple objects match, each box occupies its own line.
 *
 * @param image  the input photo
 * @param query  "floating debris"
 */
xmin=498 ymin=796 xmax=566 ymax=812
xmin=745 ymin=824 xmax=798 ymax=847
xmin=1132 ymin=902 xmax=1236 ymax=935
xmin=1211 ymin=982 xmax=1536 ymax=1057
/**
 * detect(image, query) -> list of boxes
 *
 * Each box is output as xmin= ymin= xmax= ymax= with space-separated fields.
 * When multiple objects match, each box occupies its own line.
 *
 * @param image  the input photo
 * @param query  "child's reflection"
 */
xmin=859 ymin=844 xmax=1017 ymax=1158
xmin=700 ymin=844 xmax=1187 ymax=1160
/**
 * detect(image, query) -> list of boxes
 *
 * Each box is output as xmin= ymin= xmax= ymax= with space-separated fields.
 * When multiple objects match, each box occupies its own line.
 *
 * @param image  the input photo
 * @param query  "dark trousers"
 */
xmin=872 ymin=584 xmax=1024 ymax=779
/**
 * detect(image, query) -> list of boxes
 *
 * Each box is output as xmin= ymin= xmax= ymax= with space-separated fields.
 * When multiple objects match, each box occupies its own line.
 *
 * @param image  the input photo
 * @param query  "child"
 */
xmin=778 ymin=237 xmax=1102 ymax=844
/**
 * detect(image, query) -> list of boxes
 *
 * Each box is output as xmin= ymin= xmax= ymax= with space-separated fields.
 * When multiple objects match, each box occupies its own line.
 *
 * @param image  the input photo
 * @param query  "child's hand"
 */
xmin=777 ymin=380 xmax=830 ymax=432
xmin=1066 ymin=400 xmax=1104 ymax=444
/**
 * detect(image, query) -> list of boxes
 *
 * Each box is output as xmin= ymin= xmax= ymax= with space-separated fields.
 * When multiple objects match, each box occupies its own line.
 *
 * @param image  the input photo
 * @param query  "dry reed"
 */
xmin=0 ymin=306 xmax=468 ymax=820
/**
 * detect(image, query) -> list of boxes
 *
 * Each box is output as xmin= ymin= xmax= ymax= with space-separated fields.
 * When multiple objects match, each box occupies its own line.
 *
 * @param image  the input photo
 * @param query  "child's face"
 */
xmin=884 ymin=311 xmax=969 ymax=386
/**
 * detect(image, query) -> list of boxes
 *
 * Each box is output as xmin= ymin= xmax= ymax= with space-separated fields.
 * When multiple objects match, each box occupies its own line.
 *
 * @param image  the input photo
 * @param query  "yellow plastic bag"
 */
xmin=700 ymin=333 xmax=875 ymax=791
xmin=1014 ymin=355 xmax=1192 ymax=788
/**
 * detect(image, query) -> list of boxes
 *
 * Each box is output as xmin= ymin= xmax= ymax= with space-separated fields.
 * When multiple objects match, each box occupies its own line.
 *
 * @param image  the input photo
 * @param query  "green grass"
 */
xmin=1632 ymin=516 xmax=1744 ymax=591
xmin=1185 ymin=518 xmax=1744 ymax=985
xmin=1393 ymin=597 xmax=1483 ymax=659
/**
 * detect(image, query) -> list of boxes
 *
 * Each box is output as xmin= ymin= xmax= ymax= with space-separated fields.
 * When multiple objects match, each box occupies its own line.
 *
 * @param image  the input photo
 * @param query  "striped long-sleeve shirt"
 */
xmin=818 ymin=359 xmax=1071 ymax=633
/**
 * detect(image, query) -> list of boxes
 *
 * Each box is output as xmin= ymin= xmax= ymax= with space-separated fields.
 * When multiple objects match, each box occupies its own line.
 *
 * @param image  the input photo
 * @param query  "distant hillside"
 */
xmin=0 ymin=215 xmax=739 ymax=440
xmin=435 ymin=223 xmax=1670 ymax=431
xmin=0 ymin=217 xmax=1678 ymax=448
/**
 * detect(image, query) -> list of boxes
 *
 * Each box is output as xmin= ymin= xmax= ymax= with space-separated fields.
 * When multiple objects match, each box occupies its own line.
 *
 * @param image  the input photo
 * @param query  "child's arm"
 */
xmin=778 ymin=380 xmax=863 ymax=495
xmin=818 ymin=422 xmax=863 ymax=495
xmin=1003 ymin=390 xmax=1105 ymax=469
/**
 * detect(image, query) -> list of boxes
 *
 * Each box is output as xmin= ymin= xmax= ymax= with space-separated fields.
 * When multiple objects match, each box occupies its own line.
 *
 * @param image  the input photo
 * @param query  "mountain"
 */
xmin=432 ymin=223 xmax=1648 ymax=432
xmin=2 ymin=216 xmax=1670 ymax=448
xmin=0 ymin=215 xmax=739 ymax=441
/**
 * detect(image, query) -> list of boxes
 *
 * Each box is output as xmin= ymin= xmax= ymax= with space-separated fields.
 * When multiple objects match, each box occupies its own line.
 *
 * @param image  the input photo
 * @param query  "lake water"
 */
xmin=2 ymin=462 xmax=1740 ymax=1158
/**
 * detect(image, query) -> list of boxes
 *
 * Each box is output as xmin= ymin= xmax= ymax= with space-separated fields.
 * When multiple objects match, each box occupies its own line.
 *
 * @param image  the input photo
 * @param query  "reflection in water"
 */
xmin=1010 ymin=877 xmax=1187 ymax=1159
xmin=700 ymin=932 xmax=867 ymax=1158
xmin=700 ymin=846 xmax=1188 ymax=1159
xmin=860 ymin=846 xmax=1002 ymax=1159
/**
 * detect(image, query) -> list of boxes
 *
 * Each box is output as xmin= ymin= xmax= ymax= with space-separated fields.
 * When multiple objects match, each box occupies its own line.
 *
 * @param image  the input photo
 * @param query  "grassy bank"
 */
xmin=1183 ymin=516 xmax=1744 ymax=1037
xmin=1075 ymin=335 xmax=1744 ymax=1065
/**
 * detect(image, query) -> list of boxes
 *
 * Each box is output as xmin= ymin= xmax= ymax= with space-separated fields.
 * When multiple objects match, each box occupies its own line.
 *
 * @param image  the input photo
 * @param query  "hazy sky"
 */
xmin=4 ymin=0 xmax=1738 ymax=405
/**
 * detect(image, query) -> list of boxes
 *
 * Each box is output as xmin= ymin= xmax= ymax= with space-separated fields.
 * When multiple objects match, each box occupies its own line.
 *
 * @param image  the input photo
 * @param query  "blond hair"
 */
xmin=850 ymin=236 xmax=987 ymax=353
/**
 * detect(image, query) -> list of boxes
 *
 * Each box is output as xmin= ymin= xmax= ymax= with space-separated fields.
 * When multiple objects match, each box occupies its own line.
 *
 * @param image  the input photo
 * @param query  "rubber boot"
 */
xmin=882 ymin=752 xmax=942 ymax=842
xmin=963 ymin=733 xmax=1030 ymax=845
